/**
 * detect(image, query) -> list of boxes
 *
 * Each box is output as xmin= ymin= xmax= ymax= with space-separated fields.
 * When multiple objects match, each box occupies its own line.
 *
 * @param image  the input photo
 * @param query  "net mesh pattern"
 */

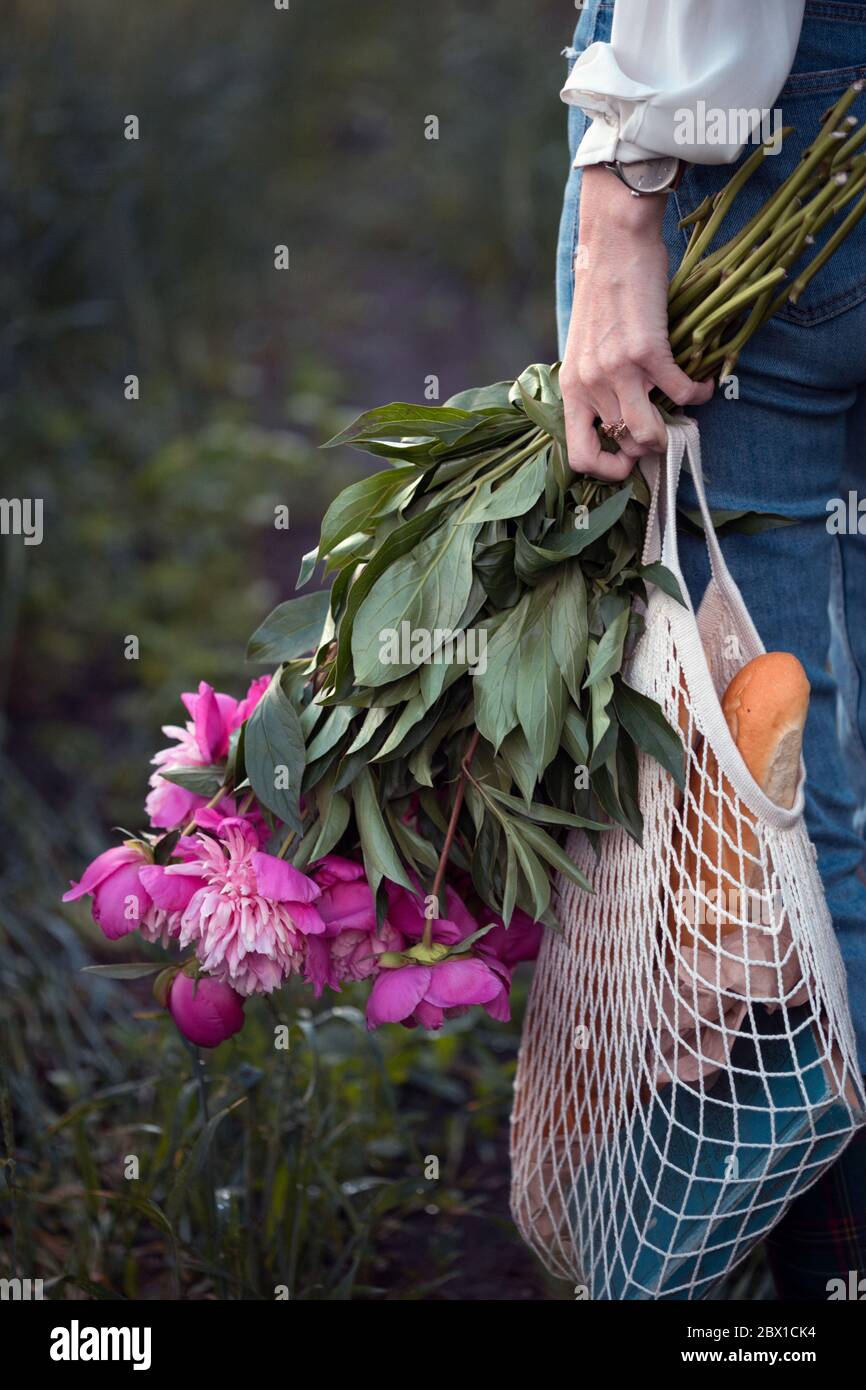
xmin=509 ymin=426 xmax=865 ymax=1301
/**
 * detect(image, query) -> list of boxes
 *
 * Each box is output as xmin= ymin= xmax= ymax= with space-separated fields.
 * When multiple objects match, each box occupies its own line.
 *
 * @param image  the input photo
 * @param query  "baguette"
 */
xmin=671 ymin=653 xmax=809 ymax=946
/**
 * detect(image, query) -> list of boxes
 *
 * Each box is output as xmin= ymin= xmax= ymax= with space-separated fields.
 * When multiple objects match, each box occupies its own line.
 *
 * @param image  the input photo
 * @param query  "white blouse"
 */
xmin=562 ymin=0 xmax=806 ymax=167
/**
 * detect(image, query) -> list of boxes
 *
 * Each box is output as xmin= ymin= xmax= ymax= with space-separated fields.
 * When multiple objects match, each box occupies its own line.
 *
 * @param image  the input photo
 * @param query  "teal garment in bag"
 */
xmin=572 ymin=1006 xmax=859 ymax=1300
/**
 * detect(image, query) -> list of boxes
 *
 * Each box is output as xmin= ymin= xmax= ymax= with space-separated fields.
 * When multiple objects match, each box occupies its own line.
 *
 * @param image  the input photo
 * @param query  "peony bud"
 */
xmin=167 ymin=972 xmax=245 ymax=1048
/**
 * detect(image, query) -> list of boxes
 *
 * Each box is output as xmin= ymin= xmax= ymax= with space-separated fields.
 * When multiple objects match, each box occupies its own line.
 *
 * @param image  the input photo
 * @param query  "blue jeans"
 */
xmin=556 ymin=0 xmax=866 ymax=1076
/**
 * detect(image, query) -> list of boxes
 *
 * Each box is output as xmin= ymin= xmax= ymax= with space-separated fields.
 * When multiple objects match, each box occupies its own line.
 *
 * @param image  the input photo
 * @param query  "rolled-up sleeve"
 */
xmin=562 ymin=0 xmax=805 ymax=167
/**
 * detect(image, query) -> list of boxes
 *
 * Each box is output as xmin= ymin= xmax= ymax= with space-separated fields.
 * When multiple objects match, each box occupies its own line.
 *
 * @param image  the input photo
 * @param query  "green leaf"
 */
xmin=499 ymin=726 xmax=539 ymax=806
xmin=227 ymin=723 xmax=246 ymax=787
xmin=517 ymin=382 xmax=566 ymax=450
xmin=309 ymin=785 xmax=351 ymax=861
xmin=373 ymin=694 xmax=428 ymax=759
xmin=614 ymin=737 xmax=644 ymax=844
xmin=474 ymin=538 xmax=521 ymax=609
xmin=513 ymin=526 xmax=561 ymax=586
xmin=167 ymin=1098 xmax=247 ymax=1224
xmin=81 ymin=964 xmax=165 ymax=980
xmin=244 ymin=671 xmax=306 ymax=831
xmin=344 ymin=706 xmax=391 ymax=755
xmin=448 ymin=923 xmax=496 ymax=954
xmin=504 ymin=820 xmax=551 ymax=921
xmin=561 ymin=704 xmax=590 ymax=767
xmin=387 ymin=808 xmax=440 ymax=874
xmin=332 ymin=714 xmax=394 ymax=792
xmin=352 ymin=768 xmax=413 ymax=895
xmin=159 ymin=764 xmax=226 ymax=797
xmin=246 ymin=590 xmax=331 ymax=664
xmin=612 ymin=677 xmax=686 ymax=790
xmin=515 ymin=604 xmax=567 ymax=781
xmin=322 ymin=531 xmax=372 ymax=574
xmin=584 ymin=606 xmax=630 ymax=688
xmin=551 ymin=563 xmax=588 ymax=704
xmin=679 ymin=505 xmax=796 ymax=536
xmin=460 ymin=449 xmax=548 ymax=523
xmin=592 ymin=755 xmax=642 ymax=844
xmin=482 ymin=784 xmax=606 ymax=831
xmin=323 ymin=402 xmax=483 ymax=451
xmin=318 ymin=466 xmax=418 ymax=555
xmin=473 ymin=588 xmax=546 ymax=751
xmin=502 ymin=838 xmax=518 ymax=927
xmin=638 ymin=561 xmax=687 ymax=607
xmin=296 ymin=545 xmax=319 ymax=590
xmin=517 ymin=820 xmax=593 ymax=894
xmin=588 ymin=656 xmax=616 ymax=768
xmin=510 ymin=362 xmax=562 ymax=406
xmin=407 ymin=718 xmax=449 ymax=788
xmin=305 ymin=703 xmax=356 ymax=762
xmin=352 ymin=518 xmax=481 ymax=685
xmin=152 ymin=829 xmax=182 ymax=865
xmin=331 ymin=504 xmax=448 ymax=691
xmin=445 ymin=381 xmax=514 ymax=410
xmin=515 ymin=486 xmax=634 ymax=584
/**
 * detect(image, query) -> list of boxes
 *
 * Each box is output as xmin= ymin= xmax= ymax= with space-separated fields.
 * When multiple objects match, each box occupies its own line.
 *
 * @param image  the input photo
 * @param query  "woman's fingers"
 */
xmin=587 ymin=380 xmax=645 ymax=461
xmin=614 ymin=372 xmax=668 ymax=454
xmin=635 ymin=343 xmax=715 ymax=408
xmin=563 ymin=397 xmax=608 ymax=475
xmin=564 ymin=396 xmax=636 ymax=479
xmin=563 ymin=365 xmax=640 ymax=475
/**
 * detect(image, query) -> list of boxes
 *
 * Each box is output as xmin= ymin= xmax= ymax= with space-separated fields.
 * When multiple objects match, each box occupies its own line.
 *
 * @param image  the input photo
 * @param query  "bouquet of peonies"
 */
xmin=63 ymin=87 xmax=866 ymax=1048
xmin=64 ymin=675 xmax=544 ymax=1045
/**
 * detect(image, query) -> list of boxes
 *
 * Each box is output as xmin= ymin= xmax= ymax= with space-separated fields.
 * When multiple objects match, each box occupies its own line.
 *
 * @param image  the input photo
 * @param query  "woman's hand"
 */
xmin=560 ymin=165 xmax=714 ymax=479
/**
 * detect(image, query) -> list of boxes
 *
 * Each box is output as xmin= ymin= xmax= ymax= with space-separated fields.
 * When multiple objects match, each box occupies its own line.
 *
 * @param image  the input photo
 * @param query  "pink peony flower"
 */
xmin=63 ymin=844 xmax=168 ymax=942
xmin=366 ymin=952 xmax=507 ymax=1031
xmin=315 ymin=870 xmax=376 ymax=937
xmin=385 ymin=881 xmax=466 ymax=946
xmin=176 ymin=821 xmax=324 ymax=996
xmin=311 ymin=854 xmax=367 ymax=890
xmin=306 ymin=918 xmax=406 ymax=997
xmin=168 ymin=972 xmax=245 ymax=1048
xmin=476 ymin=906 xmax=544 ymax=968
xmin=145 ymin=677 xmax=270 ymax=830
xmin=365 ymin=883 xmax=514 ymax=1030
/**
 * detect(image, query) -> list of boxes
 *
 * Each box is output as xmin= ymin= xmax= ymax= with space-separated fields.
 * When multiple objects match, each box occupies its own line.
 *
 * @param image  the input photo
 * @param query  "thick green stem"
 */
xmin=788 ymin=189 xmax=866 ymax=303
xmin=691 ymin=267 xmax=785 ymax=347
xmin=424 ymin=729 xmax=480 ymax=950
xmin=669 ymin=139 xmax=779 ymax=295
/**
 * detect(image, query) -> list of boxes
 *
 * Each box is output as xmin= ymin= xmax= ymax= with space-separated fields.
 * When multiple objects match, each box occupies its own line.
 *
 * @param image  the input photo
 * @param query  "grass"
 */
xmin=0 ymin=754 xmax=567 ymax=1300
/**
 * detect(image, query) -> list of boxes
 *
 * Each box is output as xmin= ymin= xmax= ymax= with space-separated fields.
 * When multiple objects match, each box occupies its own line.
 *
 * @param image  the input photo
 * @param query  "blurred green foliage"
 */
xmin=3 ymin=762 xmax=561 ymax=1299
xmin=1 ymin=0 xmax=568 ymax=818
xmin=0 ymin=0 xmax=577 ymax=1300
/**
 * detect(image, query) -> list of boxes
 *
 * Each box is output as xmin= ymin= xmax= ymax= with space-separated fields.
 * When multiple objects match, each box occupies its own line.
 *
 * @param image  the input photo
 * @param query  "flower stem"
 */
xmin=180 ymin=783 xmax=231 ymax=838
xmin=276 ymin=829 xmax=295 ymax=860
xmin=424 ymin=729 xmax=481 ymax=950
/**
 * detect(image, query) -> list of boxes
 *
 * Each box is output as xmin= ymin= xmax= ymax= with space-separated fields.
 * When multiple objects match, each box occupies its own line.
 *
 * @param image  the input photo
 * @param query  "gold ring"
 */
xmin=600 ymin=418 xmax=627 ymax=441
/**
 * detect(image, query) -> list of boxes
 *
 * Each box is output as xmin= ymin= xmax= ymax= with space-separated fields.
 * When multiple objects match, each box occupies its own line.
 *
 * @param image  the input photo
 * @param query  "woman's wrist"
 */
xmin=579 ymin=164 xmax=668 ymax=239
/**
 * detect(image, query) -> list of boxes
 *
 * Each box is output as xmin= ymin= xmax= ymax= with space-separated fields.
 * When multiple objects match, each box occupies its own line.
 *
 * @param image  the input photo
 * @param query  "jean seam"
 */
xmin=781 ymin=63 xmax=866 ymax=95
xmin=778 ymin=278 xmax=866 ymax=325
xmin=803 ymin=1 xmax=866 ymax=20
xmin=833 ymin=537 xmax=866 ymax=782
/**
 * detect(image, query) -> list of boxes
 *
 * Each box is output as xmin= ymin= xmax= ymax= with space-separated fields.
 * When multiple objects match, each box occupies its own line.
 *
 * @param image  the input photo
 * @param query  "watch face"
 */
xmin=621 ymin=156 xmax=680 ymax=194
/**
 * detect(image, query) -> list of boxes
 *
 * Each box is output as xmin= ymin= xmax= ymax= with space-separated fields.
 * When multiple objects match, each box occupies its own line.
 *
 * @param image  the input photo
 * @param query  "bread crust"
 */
xmin=672 ymin=653 xmax=810 ymax=945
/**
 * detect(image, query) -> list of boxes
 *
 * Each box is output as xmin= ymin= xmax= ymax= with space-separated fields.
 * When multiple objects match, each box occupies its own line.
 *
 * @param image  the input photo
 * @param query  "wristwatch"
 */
xmin=601 ymin=155 xmax=685 ymax=196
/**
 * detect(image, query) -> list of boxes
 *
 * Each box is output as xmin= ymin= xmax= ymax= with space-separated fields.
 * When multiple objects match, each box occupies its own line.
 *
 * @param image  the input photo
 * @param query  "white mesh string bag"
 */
xmin=510 ymin=418 xmax=866 ymax=1300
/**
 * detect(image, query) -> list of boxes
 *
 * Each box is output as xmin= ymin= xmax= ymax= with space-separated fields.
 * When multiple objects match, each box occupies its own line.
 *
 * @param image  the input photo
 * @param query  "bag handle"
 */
xmin=642 ymin=418 xmax=806 ymax=828
xmin=642 ymin=417 xmax=731 ymax=590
